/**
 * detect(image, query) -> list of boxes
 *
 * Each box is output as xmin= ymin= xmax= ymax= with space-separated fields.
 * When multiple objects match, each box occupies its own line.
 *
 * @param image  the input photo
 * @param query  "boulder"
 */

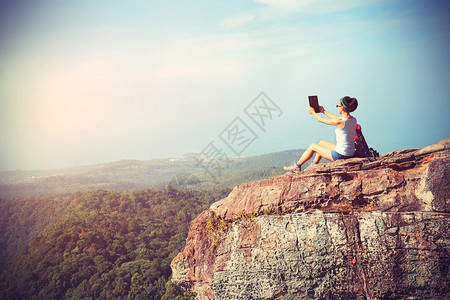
xmin=171 ymin=139 xmax=450 ymax=299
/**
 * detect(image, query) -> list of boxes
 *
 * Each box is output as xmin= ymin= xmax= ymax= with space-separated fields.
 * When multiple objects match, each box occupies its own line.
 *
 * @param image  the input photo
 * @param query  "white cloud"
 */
xmin=221 ymin=0 xmax=384 ymax=28
xmin=255 ymin=0 xmax=382 ymax=14
xmin=149 ymin=33 xmax=272 ymax=82
xmin=254 ymin=0 xmax=307 ymax=11
xmin=220 ymin=13 xmax=256 ymax=29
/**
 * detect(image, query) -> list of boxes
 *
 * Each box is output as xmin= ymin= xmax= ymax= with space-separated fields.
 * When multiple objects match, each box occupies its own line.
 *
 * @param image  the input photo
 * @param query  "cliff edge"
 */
xmin=171 ymin=139 xmax=450 ymax=299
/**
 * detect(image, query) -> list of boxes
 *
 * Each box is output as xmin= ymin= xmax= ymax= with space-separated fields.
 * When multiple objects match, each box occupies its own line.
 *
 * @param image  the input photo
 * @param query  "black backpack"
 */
xmin=354 ymin=124 xmax=379 ymax=160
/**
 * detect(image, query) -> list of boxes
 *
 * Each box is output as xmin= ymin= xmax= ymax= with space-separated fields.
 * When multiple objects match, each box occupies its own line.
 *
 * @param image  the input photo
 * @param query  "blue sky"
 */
xmin=0 ymin=0 xmax=449 ymax=171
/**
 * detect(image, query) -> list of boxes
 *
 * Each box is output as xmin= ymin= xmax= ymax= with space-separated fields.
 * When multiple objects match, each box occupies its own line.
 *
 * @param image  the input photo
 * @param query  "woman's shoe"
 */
xmin=283 ymin=164 xmax=301 ymax=172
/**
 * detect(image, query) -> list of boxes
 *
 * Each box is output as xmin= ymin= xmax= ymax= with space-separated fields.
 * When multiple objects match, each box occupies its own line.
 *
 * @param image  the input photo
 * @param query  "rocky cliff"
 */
xmin=171 ymin=139 xmax=450 ymax=299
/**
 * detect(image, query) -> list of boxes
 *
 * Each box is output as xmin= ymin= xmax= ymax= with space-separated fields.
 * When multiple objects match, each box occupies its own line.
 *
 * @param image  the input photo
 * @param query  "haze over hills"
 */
xmin=0 ymin=149 xmax=305 ymax=199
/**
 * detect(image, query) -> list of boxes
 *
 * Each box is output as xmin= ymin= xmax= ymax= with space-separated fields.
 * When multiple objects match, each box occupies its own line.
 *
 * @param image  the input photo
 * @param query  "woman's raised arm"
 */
xmin=320 ymin=106 xmax=340 ymax=120
xmin=309 ymin=107 xmax=343 ymax=127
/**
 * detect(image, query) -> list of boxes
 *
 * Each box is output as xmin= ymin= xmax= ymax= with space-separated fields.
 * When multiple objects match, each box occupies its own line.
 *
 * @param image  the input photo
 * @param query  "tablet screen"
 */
xmin=308 ymin=95 xmax=320 ymax=113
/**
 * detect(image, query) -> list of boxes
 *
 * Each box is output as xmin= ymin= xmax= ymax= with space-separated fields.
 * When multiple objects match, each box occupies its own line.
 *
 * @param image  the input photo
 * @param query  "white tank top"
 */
xmin=335 ymin=117 xmax=357 ymax=156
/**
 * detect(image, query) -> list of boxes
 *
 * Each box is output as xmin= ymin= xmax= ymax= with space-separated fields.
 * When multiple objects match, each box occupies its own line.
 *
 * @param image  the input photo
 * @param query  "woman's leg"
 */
xmin=313 ymin=140 xmax=336 ymax=163
xmin=297 ymin=141 xmax=335 ymax=166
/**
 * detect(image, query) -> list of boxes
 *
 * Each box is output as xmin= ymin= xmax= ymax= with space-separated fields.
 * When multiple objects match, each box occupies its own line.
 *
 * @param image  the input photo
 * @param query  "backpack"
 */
xmin=354 ymin=124 xmax=379 ymax=160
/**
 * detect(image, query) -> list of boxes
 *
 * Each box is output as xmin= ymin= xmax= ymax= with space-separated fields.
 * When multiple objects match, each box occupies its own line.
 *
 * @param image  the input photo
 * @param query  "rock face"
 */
xmin=171 ymin=140 xmax=450 ymax=299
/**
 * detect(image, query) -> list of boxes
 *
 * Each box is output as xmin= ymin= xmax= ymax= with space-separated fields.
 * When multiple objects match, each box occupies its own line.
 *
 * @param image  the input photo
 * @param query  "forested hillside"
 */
xmin=0 ymin=187 xmax=230 ymax=299
xmin=0 ymin=149 xmax=305 ymax=299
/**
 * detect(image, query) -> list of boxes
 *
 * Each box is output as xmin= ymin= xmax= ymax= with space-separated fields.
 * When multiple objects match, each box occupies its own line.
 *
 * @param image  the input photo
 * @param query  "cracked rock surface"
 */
xmin=171 ymin=139 xmax=450 ymax=299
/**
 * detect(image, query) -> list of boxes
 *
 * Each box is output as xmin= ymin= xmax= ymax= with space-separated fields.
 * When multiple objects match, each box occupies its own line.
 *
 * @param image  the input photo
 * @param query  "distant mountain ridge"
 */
xmin=0 ymin=149 xmax=305 ymax=199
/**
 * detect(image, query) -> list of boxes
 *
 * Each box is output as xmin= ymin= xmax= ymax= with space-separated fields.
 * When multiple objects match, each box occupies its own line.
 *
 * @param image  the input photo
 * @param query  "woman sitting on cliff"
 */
xmin=284 ymin=96 xmax=358 ymax=172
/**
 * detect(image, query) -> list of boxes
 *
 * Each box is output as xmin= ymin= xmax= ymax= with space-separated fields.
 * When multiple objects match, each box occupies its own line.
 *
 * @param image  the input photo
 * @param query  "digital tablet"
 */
xmin=308 ymin=95 xmax=320 ymax=113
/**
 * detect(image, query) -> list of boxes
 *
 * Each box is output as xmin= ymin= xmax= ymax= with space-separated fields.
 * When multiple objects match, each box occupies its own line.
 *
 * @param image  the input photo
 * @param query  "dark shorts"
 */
xmin=331 ymin=150 xmax=352 ymax=161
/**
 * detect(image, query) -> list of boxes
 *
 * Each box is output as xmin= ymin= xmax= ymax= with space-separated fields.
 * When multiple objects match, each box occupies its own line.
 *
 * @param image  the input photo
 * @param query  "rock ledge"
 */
xmin=171 ymin=139 xmax=450 ymax=299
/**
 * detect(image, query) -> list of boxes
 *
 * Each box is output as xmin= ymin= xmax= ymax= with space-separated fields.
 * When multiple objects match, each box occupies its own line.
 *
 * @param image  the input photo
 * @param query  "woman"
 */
xmin=284 ymin=96 xmax=358 ymax=172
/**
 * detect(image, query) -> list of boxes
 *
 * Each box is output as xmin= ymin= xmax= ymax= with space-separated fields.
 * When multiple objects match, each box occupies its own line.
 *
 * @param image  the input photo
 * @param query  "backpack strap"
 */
xmin=355 ymin=129 xmax=371 ymax=161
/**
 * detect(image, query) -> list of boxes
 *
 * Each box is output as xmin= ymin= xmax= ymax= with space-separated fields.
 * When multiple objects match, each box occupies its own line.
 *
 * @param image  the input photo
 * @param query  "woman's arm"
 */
xmin=309 ymin=107 xmax=343 ymax=127
xmin=319 ymin=106 xmax=340 ymax=120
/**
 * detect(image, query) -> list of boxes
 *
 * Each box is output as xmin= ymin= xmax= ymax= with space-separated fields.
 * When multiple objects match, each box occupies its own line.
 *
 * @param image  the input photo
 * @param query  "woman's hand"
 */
xmin=308 ymin=106 xmax=315 ymax=114
xmin=319 ymin=106 xmax=325 ymax=113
